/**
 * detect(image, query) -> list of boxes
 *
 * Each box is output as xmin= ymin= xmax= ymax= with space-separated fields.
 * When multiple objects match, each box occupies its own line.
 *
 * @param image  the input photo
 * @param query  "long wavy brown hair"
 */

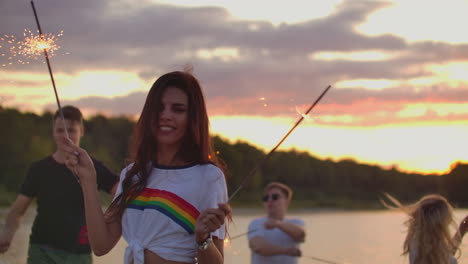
xmin=383 ymin=193 xmax=460 ymax=264
xmin=107 ymin=70 xmax=224 ymax=219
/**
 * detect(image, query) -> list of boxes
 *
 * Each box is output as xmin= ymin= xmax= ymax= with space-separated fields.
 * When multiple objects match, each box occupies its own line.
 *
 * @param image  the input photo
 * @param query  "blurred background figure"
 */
xmin=383 ymin=193 xmax=468 ymax=264
xmin=248 ymin=182 xmax=305 ymax=264
xmin=0 ymin=105 xmax=119 ymax=264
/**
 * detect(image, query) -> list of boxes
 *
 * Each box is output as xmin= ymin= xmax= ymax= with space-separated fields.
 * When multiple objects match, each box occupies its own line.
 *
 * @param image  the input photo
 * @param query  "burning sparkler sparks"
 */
xmin=223 ymin=237 xmax=244 ymax=257
xmin=259 ymin=97 xmax=268 ymax=107
xmin=228 ymin=85 xmax=331 ymax=201
xmin=0 ymin=29 xmax=64 ymax=67
xmin=295 ymin=104 xmax=320 ymax=122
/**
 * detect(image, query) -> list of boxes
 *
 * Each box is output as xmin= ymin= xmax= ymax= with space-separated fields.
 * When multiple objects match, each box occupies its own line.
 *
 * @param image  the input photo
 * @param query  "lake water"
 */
xmin=1 ymin=207 xmax=467 ymax=264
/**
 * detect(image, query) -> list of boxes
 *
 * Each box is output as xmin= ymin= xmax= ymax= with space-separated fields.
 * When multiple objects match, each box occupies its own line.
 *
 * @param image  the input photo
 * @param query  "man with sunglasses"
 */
xmin=248 ymin=182 xmax=305 ymax=264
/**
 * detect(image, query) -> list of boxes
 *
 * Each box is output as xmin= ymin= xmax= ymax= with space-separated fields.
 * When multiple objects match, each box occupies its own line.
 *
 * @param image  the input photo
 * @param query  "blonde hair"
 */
xmin=382 ymin=193 xmax=460 ymax=264
xmin=264 ymin=182 xmax=293 ymax=201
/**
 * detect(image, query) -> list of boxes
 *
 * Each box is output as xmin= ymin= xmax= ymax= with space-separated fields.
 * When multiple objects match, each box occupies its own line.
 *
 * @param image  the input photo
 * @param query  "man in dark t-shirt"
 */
xmin=0 ymin=106 xmax=119 ymax=264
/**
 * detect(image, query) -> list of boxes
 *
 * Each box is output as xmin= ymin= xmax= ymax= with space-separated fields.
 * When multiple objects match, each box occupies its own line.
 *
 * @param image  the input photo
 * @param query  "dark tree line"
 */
xmin=1 ymin=106 xmax=467 ymax=208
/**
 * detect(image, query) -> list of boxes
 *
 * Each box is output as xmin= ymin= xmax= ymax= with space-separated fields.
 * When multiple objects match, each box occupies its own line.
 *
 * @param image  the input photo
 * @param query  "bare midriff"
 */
xmin=144 ymin=249 xmax=191 ymax=264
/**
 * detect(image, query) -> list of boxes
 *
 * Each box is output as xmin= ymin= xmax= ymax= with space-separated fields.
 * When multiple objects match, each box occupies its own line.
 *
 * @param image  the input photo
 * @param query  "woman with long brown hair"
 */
xmin=63 ymin=70 xmax=230 ymax=264
xmin=383 ymin=194 xmax=468 ymax=264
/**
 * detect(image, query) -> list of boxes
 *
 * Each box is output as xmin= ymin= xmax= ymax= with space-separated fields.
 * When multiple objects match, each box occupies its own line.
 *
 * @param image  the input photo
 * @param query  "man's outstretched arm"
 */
xmin=264 ymin=219 xmax=305 ymax=242
xmin=0 ymin=194 xmax=33 ymax=253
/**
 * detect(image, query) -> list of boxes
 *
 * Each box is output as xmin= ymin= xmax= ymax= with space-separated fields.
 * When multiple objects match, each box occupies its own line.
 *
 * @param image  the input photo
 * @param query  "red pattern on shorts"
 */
xmin=78 ymin=225 xmax=89 ymax=244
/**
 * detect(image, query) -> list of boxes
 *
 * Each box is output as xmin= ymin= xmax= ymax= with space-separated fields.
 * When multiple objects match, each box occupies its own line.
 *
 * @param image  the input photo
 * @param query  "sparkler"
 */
xmin=18 ymin=29 xmax=62 ymax=59
xmin=295 ymin=105 xmax=314 ymax=120
xmin=302 ymin=255 xmax=343 ymax=264
xmin=226 ymin=228 xmax=347 ymax=264
xmin=227 ymin=228 xmax=258 ymax=241
xmin=29 ymin=0 xmax=80 ymax=183
xmin=228 ymin=85 xmax=332 ymax=200
xmin=0 ymin=29 xmax=63 ymax=67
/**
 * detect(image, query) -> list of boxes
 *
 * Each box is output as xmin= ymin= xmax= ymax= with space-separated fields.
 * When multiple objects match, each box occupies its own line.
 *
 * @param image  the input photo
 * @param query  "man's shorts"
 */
xmin=27 ymin=243 xmax=92 ymax=264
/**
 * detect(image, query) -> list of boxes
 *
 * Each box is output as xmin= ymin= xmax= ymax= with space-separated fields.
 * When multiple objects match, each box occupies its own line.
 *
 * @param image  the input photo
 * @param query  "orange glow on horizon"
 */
xmin=210 ymin=115 xmax=468 ymax=175
xmin=2 ymin=0 xmax=468 ymax=180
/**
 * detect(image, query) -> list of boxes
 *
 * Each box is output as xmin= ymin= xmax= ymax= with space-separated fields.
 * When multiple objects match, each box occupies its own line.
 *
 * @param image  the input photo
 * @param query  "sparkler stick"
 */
xmin=228 ymin=85 xmax=332 ymax=200
xmin=30 ymin=1 xmax=65 ymax=129
xmin=229 ymin=228 xmax=257 ymax=240
xmin=227 ymin=229 xmax=346 ymax=264
xmin=303 ymin=255 xmax=342 ymax=264
xmin=30 ymin=0 xmax=80 ymax=183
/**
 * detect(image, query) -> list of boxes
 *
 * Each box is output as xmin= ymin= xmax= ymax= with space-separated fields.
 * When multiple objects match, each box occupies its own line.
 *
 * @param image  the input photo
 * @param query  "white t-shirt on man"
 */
xmin=248 ymin=217 xmax=304 ymax=264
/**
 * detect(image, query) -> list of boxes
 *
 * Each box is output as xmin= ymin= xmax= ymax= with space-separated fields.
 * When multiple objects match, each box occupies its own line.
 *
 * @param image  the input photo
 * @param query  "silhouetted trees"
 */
xmin=1 ymin=106 xmax=467 ymax=208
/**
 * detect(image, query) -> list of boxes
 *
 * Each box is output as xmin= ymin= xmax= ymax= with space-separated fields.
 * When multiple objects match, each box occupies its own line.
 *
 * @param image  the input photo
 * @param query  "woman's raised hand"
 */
xmin=60 ymin=137 xmax=97 ymax=185
xmin=194 ymin=203 xmax=231 ymax=244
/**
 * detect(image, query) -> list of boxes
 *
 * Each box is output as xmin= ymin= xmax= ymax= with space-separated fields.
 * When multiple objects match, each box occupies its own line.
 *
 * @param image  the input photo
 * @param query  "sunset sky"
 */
xmin=1 ymin=0 xmax=468 ymax=174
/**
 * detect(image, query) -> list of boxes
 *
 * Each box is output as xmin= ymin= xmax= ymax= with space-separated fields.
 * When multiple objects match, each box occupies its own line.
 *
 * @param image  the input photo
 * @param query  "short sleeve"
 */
xmin=113 ymin=166 xmax=128 ymax=200
xmin=200 ymin=165 xmax=228 ymax=239
xmin=93 ymin=159 xmax=119 ymax=193
xmin=19 ymin=163 xmax=39 ymax=198
xmin=247 ymin=219 xmax=264 ymax=241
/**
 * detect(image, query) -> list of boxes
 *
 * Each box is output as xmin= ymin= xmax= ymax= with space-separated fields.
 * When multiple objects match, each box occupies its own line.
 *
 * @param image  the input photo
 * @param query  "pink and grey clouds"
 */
xmin=1 ymin=0 xmax=468 ymax=126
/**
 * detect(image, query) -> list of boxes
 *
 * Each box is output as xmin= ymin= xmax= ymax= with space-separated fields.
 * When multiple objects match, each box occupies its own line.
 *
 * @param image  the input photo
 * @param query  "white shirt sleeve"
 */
xmin=113 ymin=166 xmax=128 ymax=200
xmin=248 ymin=218 xmax=264 ymax=241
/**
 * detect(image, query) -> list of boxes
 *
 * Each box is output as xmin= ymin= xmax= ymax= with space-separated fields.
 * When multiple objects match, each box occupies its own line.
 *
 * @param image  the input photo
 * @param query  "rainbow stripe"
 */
xmin=128 ymin=188 xmax=200 ymax=234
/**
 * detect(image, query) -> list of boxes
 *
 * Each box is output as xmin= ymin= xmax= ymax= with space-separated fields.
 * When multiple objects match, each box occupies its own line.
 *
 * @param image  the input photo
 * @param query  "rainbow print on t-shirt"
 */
xmin=128 ymin=188 xmax=200 ymax=234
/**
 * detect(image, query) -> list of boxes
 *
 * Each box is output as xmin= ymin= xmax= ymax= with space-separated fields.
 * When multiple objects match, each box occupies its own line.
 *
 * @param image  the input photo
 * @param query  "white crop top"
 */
xmin=114 ymin=163 xmax=228 ymax=264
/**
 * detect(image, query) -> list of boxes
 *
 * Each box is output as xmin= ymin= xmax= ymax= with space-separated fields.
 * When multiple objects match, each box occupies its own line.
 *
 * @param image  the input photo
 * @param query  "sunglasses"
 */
xmin=262 ymin=193 xmax=281 ymax=202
